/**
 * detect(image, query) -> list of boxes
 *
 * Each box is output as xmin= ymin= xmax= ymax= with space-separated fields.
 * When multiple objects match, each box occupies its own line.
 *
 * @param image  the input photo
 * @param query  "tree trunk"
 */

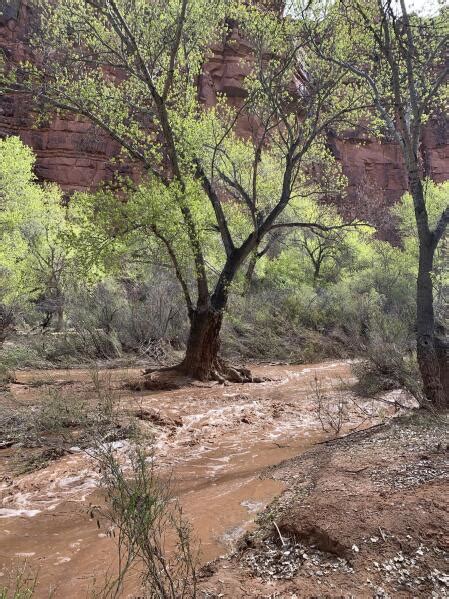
xmin=140 ymin=302 xmax=255 ymax=386
xmin=312 ymin=260 xmax=321 ymax=285
xmin=243 ymin=253 xmax=258 ymax=296
xmin=55 ymin=307 xmax=64 ymax=332
xmin=179 ymin=307 xmax=223 ymax=380
xmin=435 ymin=334 xmax=449 ymax=404
xmin=416 ymin=242 xmax=447 ymax=408
xmin=143 ymin=252 xmax=259 ymax=384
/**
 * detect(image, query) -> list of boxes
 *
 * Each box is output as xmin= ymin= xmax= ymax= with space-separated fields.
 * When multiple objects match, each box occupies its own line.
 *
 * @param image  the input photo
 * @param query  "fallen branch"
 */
xmin=314 ymin=422 xmax=388 ymax=446
xmin=273 ymin=522 xmax=286 ymax=547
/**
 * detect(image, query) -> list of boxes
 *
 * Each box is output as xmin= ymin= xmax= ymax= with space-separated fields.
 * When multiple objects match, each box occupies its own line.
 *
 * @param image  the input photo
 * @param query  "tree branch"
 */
xmin=150 ymin=225 xmax=194 ymax=319
xmin=217 ymin=169 xmax=256 ymax=221
xmin=268 ymin=220 xmax=371 ymax=234
xmin=102 ymin=0 xmax=209 ymax=304
xmin=163 ymin=0 xmax=188 ymax=101
xmin=433 ymin=204 xmax=449 ymax=248
xmin=195 ymin=161 xmax=235 ymax=257
xmin=5 ymin=87 xmax=163 ymax=181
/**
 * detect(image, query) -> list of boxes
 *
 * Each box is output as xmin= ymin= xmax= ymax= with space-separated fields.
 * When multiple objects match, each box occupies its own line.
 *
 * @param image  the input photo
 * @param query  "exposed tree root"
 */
xmin=127 ymin=368 xmax=187 ymax=391
xmin=128 ymin=357 xmax=267 ymax=390
xmin=209 ymin=358 xmax=266 ymax=384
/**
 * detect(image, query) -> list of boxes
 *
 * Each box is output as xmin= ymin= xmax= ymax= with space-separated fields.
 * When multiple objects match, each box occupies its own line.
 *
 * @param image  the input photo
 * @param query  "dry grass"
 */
xmin=0 ymin=371 xmax=131 ymax=474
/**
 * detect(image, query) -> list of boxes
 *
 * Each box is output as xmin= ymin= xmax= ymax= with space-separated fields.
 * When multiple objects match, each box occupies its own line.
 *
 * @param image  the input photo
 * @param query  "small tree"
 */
xmin=298 ymin=0 xmax=448 ymax=407
xmin=91 ymin=441 xmax=198 ymax=598
xmin=0 ymin=137 xmax=70 ymax=330
xmin=287 ymin=202 xmax=358 ymax=286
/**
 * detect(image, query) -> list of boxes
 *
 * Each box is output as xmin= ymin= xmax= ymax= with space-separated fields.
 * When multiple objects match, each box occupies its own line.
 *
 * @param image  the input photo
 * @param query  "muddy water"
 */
xmin=0 ymin=361 xmax=356 ymax=597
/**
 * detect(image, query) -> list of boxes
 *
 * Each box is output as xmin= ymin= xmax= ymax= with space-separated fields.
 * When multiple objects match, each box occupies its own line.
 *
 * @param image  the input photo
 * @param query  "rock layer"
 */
xmin=1 ymin=1 xmax=448 ymax=228
xmin=0 ymin=1 xmax=127 ymax=190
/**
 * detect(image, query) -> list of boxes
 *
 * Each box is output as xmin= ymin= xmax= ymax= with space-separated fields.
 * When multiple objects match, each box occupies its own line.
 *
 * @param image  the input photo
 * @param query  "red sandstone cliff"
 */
xmin=1 ymin=1 xmax=448 ymax=229
xmin=0 ymin=1 xmax=127 ymax=189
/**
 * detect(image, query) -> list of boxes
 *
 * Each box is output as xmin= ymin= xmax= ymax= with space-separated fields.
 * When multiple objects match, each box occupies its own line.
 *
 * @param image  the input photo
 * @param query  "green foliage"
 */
xmin=0 ymin=137 xmax=37 ymax=220
xmin=295 ymin=0 xmax=448 ymax=134
xmin=393 ymin=180 xmax=449 ymax=256
xmin=28 ymin=0 xmax=228 ymax=164
xmin=0 ymin=561 xmax=38 ymax=599
xmin=262 ymin=227 xmax=415 ymax=332
xmin=0 ymin=135 xmax=427 ymax=368
xmin=224 ymin=188 xmax=425 ymax=364
xmin=0 ymin=133 xmax=437 ymax=371
xmin=394 ymin=180 xmax=449 ymax=235
xmin=91 ymin=441 xmax=198 ymax=598
xmin=393 ymin=180 xmax=449 ymax=325
xmin=0 ymin=344 xmax=47 ymax=370
xmin=0 ymin=137 xmax=71 ymax=319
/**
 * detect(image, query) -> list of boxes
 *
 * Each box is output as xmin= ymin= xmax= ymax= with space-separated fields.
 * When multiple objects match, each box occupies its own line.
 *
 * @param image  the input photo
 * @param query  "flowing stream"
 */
xmin=0 ymin=360 xmax=364 ymax=597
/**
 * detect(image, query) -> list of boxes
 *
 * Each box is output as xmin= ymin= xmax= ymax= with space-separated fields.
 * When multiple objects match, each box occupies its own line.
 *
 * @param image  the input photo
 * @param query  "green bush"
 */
xmin=0 ymin=344 xmax=47 ymax=370
xmin=91 ymin=441 xmax=198 ymax=598
xmin=351 ymin=312 xmax=423 ymax=403
xmin=0 ymin=562 xmax=37 ymax=599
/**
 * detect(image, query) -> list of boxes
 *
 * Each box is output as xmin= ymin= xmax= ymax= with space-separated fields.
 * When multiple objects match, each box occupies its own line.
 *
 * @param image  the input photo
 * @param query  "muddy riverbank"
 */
xmin=0 ymin=361 xmax=410 ymax=597
xmin=200 ymin=412 xmax=448 ymax=598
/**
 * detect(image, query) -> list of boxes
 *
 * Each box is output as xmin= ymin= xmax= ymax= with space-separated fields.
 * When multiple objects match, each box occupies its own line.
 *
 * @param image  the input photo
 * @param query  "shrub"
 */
xmin=351 ymin=317 xmax=423 ymax=403
xmin=67 ymin=276 xmax=186 ymax=355
xmin=310 ymin=375 xmax=349 ymax=436
xmin=352 ymin=349 xmax=422 ymax=402
xmin=0 ymin=561 xmax=38 ymax=599
xmin=0 ymin=383 xmax=127 ymax=471
xmin=0 ymin=344 xmax=46 ymax=370
xmin=223 ymin=288 xmax=349 ymax=363
xmin=91 ymin=441 xmax=198 ymax=598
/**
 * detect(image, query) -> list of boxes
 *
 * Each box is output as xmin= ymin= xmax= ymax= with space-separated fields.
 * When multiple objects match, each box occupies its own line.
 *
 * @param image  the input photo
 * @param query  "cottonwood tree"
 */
xmin=287 ymin=203 xmax=359 ymax=286
xmin=2 ymin=0 xmax=365 ymax=381
xmin=296 ymin=0 xmax=448 ymax=407
xmin=0 ymin=136 xmax=69 ymax=331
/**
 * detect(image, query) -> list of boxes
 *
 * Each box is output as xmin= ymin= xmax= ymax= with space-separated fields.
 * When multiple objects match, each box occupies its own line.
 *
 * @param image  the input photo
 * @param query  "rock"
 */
xmin=133 ymin=408 xmax=183 ymax=428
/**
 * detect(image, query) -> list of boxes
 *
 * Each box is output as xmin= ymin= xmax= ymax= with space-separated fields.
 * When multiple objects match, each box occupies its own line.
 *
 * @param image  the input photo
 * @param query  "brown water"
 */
xmin=0 ymin=360 xmax=364 ymax=597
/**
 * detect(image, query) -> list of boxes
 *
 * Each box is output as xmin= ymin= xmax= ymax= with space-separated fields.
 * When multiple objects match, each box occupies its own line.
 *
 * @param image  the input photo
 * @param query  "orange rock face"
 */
xmin=1 ymin=1 xmax=448 ymax=229
xmin=0 ymin=1 xmax=127 ymax=190
xmin=329 ymin=118 xmax=449 ymax=230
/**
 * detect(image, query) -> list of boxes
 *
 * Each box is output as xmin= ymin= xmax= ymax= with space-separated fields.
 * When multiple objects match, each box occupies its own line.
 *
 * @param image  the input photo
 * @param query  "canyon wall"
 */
xmin=1 ymin=1 xmax=448 ymax=229
xmin=0 ymin=1 xmax=127 ymax=190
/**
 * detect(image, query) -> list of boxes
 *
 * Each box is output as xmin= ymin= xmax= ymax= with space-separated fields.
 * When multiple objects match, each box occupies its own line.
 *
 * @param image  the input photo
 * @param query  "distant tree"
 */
xmin=289 ymin=203 xmax=359 ymax=286
xmin=2 ymin=0 xmax=364 ymax=381
xmin=297 ymin=0 xmax=449 ymax=407
xmin=0 ymin=137 xmax=69 ymax=330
